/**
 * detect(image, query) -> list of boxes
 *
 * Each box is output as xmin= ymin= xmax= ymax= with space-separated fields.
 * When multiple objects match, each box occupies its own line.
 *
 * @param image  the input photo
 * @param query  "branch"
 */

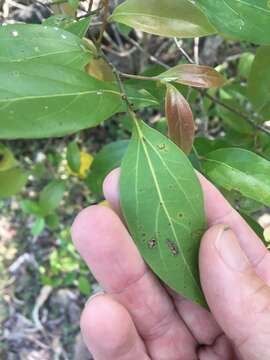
xmin=88 ymin=0 xmax=94 ymax=13
xmin=204 ymin=92 xmax=270 ymax=136
xmin=174 ymin=38 xmax=194 ymax=64
xmin=99 ymin=52 xmax=138 ymax=123
xmin=97 ymin=0 xmax=109 ymax=46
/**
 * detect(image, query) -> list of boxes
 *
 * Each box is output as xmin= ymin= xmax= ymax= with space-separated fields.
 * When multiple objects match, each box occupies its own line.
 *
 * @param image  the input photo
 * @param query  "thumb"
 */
xmin=200 ymin=224 xmax=270 ymax=360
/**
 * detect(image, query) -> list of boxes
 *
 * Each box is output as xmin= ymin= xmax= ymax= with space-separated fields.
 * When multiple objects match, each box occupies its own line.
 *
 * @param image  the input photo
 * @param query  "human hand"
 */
xmin=72 ymin=168 xmax=270 ymax=360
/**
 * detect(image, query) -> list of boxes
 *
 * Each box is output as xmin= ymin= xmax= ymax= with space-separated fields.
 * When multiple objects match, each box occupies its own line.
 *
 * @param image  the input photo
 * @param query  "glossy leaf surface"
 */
xmin=197 ymin=0 xmax=270 ymax=45
xmin=202 ymin=148 xmax=270 ymax=207
xmin=248 ymin=46 xmax=270 ymax=119
xmin=0 ymin=24 xmax=92 ymax=70
xmin=158 ymin=64 xmax=226 ymax=88
xmin=165 ymin=85 xmax=195 ymax=154
xmin=0 ymin=63 xmax=155 ymax=139
xmin=120 ymin=120 xmax=207 ymax=306
xmin=111 ymin=0 xmax=216 ymax=38
xmin=86 ymin=140 xmax=129 ymax=195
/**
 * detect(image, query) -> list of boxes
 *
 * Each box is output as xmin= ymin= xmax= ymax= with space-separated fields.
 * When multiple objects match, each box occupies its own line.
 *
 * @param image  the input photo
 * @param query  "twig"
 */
xmin=102 ymin=44 xmax=137 ymax=57
xmin=32 ymin=285 xmax=53 ymax=331
xmin=97 ymin=0 xmax=109 ymax=46
xmin=174 ymin=38 xmax=194 ymax=64
xmin=194 ymin=37 xmax=200 ymax=65
xmin=76 ymin=5 xmax=103 ymax=19
xmin=48 ymin=0 xmax=68 ymax=5
xmin=119 ymin=31 xmax=170 ymax=69
xmin=204 ymin=92 xmax=270 ymax=136
xmin=88 ymin=0 xmax=94 ymax=13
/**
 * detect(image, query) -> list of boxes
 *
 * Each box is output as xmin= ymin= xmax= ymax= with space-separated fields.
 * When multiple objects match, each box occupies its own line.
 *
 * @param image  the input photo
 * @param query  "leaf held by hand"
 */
xmin=120 ymin=120 xmax=207 ymax=307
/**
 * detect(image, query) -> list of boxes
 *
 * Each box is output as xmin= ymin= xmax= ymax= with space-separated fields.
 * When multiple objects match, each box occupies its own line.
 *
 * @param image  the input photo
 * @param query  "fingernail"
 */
xmin=215 ymin=226 xmax=250 ymax=271
xmin=86 ymin=290 xmax=105 ymax=306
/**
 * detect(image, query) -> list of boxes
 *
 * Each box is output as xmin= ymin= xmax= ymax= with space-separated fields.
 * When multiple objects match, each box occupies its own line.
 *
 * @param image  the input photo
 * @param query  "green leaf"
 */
xmin=216 ymin=101 xmax=253 ymax=135
xmin=67 ymin=142 xmax=81 ymax=173
xmin=202 ymin=148 xmax=270 ymax=207
xmin=0 ymin=144 xmax=18 ymax=171
xmin=239 ymin=211 xmax=267 ymax=247
xmin=194 ymin=137 xmax=231 ymax=157
xmin=31 ymin=217 xmax=45 ymax=236
xmin=78 ymin=276 xmax=92 ymax=295
xmin=248 ymin=46 xmax=270 ymax=119
xmin=0 ymin=167 xmax=28 ymax=198
xmin=158 ymin=64 xmax=226 ymax=88
xmin=39 ymin=180 xmax=65 ymax=215
xmin=43 ymin=15 xmax=92 ymax=38
xmin=110 ymin=0 xmax=216 ymax=38
xmin=86 ymin=140 xmax=129 ymax=195
xmin=237 ymin=52 xmax=255 ymax=79
xmin=21 ymin=199 xmax=43 ymax=216
xmin=60 ymin=257 xmax=79 ymax=272
xmin=120 ymin=120 xmax=206 ymax=307
xmin=68 ymin=0 xmax=79 ymax=9
xmin=0 ymin=63 xmax=124 ymax=139
xmin=45 ymin=213 xmax=60 ymax=229
xmin=197 ymin=0 xmax=270 ymax=45
xmin=0 ymin=24 xmax=92 ymax=70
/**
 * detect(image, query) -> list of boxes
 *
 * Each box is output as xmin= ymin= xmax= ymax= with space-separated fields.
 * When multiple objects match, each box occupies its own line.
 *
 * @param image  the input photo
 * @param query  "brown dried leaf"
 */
xmin=165 ymin=85 xmax=195 ymax=154
xmin=159 ymin=64 xmax=226 ymax=88
xmin=85 ymin=57 xmax=115 ymax=82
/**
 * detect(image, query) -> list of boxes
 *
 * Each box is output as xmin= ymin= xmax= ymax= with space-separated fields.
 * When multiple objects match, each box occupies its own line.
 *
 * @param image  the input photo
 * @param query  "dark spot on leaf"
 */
xmin=0 ymin=153 xmax=4 ymax=162
xmin=157 ymin=143 xmax=166 ymax=150
xmin=148 ymin=239 xmax=157 ymax=249
xmin=177 ymin=212 xmax=183 ymax=218
xmin=192 ymin=229 xmax=204 ymax=238
xmin=166 ymin=239 xmax=179 ymax=256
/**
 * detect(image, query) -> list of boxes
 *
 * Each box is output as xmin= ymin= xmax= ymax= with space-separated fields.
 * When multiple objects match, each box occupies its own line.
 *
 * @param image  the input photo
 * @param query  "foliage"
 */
xmin=1 ymin=0 xmax=270 ymax=306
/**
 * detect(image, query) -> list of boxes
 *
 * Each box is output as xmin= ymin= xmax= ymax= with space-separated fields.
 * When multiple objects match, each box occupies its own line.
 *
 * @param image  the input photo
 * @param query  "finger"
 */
xmin=104 ymin=168 xmax=222 ymax=345
xmin=171 ymin=292 xmax=222 ymax=345
xmin=197 ymin=334 xmax=236 ymax=360
xmin=104 ymin=169 xmax=270 ymax=282
xmin=103 ymin=167 xmax=122 ymax=215
xmin=72 ymin=205 xmax=197 ymax=359
xmin=197 ymin=173 xmax=269 ymax=280
xmin=200 ymin=224 xmax=270 ymax=360
xmin=81 ymin=294 xmax=149 ymax=360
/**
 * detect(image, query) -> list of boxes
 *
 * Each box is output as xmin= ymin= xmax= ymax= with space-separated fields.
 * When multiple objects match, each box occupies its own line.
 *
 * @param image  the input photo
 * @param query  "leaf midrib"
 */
xmin=1 ymin=49 xmax=87 ymax=63
xmin=114 ymin=12 xmax=204 ymax=26
xmin=0 ymin=89 xmax=120 ymax=104
xmin=135 ymin=120 xmax=200 ymax=291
